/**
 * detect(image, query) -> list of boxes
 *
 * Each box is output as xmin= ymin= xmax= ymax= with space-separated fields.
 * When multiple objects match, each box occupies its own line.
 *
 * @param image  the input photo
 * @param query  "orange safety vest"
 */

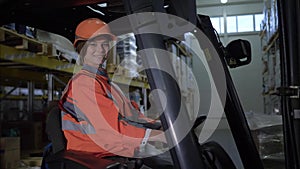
xmin=59 ymin=65 xmax=150 ymax=158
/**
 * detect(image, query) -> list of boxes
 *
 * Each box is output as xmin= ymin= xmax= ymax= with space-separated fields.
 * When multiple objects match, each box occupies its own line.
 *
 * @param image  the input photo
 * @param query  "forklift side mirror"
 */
xmin=225 ymin=39 xmax=251 ymax=68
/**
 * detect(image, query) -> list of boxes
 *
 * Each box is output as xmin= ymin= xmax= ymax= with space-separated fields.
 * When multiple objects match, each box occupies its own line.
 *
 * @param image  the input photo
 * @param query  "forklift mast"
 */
xmin=122 ymin=0 xmax=264 ymax=168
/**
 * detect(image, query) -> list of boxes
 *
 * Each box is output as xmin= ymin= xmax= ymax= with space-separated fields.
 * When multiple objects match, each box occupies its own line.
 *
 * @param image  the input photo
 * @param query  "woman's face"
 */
xmin=84 ymin=36 xmax=110 ymax=68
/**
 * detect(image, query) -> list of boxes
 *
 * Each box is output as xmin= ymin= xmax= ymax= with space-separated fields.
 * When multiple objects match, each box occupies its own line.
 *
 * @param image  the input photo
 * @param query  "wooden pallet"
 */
xmin=137 ymin=74 xmax=148 ymax=82
xmin=21 ymin=157 xmax=43 ymax=167
xmin=0 ymin=27 xmax=48 ymax=55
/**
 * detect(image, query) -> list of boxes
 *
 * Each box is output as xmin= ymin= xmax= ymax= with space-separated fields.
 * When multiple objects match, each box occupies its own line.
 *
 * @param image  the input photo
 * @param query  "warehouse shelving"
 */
xmin=0 ymin=43 xmax=149 ymax=89
xmin=259 ymin=3 xmax=285 ymax=167
xmin=0 ymin=44 xmax=75 ymax=73
xmin=0 ymin=94 xmax=45 ymax=100
xmin=260 ymin=0 xmax=280 ymax=115
xmin=0 ymin=26 xmax=150 ymax=89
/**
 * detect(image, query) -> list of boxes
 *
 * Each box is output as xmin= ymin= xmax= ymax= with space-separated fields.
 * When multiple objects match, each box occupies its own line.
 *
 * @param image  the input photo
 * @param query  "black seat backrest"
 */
xmin=201 ymin=141 xmax=237 ymax=169
xmin=45 ymin=104 xmax=66 ymax=154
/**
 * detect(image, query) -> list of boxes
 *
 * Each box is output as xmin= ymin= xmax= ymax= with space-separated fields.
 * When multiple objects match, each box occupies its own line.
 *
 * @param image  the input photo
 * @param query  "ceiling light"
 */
xmin=87 ymin=6 xmax=105 ymax=15
xmin=97 ymin=3 xmax=107 ymax=7
xmin=221 ymin=0 xmax=228 ymax=4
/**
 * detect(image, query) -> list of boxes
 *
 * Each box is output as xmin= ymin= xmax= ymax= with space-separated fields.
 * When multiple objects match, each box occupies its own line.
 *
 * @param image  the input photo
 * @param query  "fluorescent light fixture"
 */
xmin=97 ymin=3 xmax=107 ymax=7
xmin=221 ymin=0 xmax=228 ymax=4
xmin=87 ymin=6 xmax=105 ymax=15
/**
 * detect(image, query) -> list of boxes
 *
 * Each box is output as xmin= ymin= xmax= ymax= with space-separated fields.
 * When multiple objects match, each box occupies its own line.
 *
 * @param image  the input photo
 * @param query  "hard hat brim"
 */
xmin=90 ymin=33 xmax=117 ymax=41
xmin=74 ymin=33 xmax=116 ymax=48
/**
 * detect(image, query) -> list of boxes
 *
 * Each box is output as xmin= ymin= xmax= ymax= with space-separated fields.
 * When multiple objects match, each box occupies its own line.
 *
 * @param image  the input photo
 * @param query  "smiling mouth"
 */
xmin=96 ymin=55 xmax=107 ymax=63
xmin=92 ymin=54 xmax=105 ymax=59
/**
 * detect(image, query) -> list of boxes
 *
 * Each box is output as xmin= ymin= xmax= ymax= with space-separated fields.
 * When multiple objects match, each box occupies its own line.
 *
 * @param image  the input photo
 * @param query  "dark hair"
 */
xmin=76 ymin=41 xmax=87 ymax=65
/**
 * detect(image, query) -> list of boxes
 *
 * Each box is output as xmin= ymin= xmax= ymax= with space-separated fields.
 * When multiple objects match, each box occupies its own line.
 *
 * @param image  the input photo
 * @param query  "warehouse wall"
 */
xmin=195 ymin=1 xmax=264 ymax=113
xmin=221 ymin=34 xmax=263 ymax=113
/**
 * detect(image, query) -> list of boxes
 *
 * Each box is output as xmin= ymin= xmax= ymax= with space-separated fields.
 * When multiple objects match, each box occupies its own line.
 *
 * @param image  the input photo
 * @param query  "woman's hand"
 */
xmin=148 ymin=130 xmax=167 ymax=143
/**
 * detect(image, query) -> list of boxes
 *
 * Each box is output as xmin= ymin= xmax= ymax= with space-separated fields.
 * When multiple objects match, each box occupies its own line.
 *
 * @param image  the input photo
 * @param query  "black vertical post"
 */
xmin=122 ymin=0 xmax=207 ymax=169
xmin=277 ymin=0 xmax=300 ymax=168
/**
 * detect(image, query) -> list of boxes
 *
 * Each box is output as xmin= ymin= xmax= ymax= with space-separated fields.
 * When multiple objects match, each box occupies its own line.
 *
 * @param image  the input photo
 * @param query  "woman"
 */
xmin=59 ymin=18 xmax=166 ymax=159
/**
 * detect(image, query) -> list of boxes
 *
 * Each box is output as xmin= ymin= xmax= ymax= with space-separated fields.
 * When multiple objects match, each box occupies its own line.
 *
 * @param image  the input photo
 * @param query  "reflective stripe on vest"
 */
xmin=61 ymin=111 xmax=96 ymax=134
xmin=63 ymin=100 xmax=91 ymax=123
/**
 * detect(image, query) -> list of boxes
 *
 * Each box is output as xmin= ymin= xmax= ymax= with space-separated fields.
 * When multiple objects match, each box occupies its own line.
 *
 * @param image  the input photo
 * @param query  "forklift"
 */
xmin=0 ymin=0 xmax=299 ymax=168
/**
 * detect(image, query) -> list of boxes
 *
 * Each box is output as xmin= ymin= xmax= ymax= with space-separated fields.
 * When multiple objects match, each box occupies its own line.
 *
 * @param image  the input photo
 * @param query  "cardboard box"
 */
xmin=0 ymin=137 xmax=20 ymax=169
xmin=2 ymin=121 xmax=44 ymax=150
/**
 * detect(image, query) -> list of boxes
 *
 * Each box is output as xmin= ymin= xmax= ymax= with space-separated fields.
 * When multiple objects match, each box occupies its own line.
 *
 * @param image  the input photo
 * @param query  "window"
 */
xmin=220 ymin=17 xmax=224 ymax=34
xmin=255 ymin=14 xmax=264 ymax=31
xmin=227 ymin=16 xmax=237 ymax=33
xmin=211 ymin=17 xmax=220 ymax=33
xmin=210 ymin=17 xmax=220 ymax=33
xmin=211 ymin=17 xmax=224 ymax=34
xmin=208 ymin=13 xmax=263 ymax=34
xmin=237 ymin=15 xmax=254 ymax=32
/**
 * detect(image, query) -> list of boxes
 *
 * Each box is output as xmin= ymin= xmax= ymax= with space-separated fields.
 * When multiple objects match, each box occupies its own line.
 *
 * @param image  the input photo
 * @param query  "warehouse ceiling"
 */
xmin=0 ymin=0 xmax=127 ymax=42
xmin=0 ymin=0 xmax=185 ymax=43
xmin=0 ymin=0 xmax=263 ymax=42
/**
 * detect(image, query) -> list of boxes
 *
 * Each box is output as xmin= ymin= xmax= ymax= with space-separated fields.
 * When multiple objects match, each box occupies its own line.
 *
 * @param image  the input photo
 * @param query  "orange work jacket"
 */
xmin=59 ymin=65 xmax=149 ymax=158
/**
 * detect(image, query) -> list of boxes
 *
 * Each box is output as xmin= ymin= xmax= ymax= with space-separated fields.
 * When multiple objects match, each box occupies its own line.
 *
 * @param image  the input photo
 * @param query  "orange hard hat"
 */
xmin=74 ymin=18 xmax=116 ymax=47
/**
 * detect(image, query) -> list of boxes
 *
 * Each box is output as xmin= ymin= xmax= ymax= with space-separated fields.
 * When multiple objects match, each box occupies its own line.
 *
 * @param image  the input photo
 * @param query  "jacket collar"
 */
xmin=82 ymin=64 xmax=109 ymax=79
